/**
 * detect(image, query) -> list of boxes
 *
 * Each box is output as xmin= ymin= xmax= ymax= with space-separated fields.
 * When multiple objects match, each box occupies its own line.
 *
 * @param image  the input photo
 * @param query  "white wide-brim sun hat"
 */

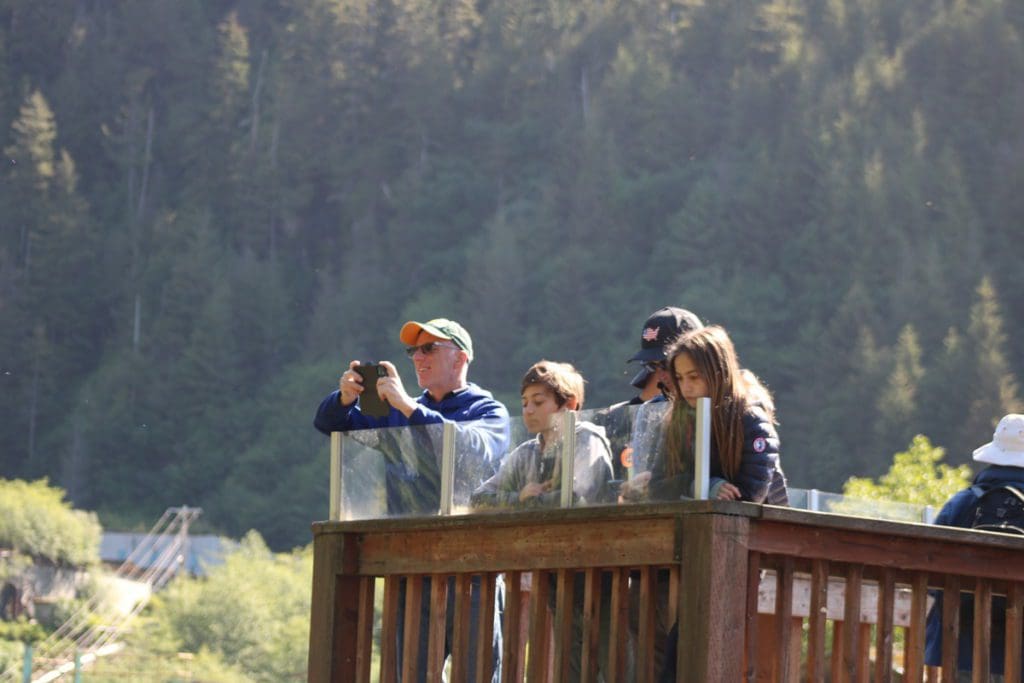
xmin=973 ymin=414 xmax=1024 ymax=467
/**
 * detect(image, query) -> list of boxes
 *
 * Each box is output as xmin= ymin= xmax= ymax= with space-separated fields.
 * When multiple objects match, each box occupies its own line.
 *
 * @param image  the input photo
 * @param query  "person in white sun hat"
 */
xmin=925 ymin=414 xmax=1024 ymax=681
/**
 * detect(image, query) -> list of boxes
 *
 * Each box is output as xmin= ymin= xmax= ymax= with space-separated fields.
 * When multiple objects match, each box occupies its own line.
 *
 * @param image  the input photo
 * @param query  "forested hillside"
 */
xmin=1 ymin=0 xmax=1021 ymax=550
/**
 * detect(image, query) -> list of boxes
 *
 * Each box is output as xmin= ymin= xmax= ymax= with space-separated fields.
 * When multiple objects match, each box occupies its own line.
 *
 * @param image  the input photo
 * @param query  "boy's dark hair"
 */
xmin=521 ymin=361 xmax=585 ymax=409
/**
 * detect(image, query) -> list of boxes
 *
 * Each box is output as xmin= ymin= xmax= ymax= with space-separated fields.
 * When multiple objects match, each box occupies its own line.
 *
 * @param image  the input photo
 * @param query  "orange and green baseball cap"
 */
xmin=399 ymin=318 xmax=474 ymax=362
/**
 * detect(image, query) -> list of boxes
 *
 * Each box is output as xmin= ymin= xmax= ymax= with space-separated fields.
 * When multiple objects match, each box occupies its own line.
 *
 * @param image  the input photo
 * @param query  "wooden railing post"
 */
xmin=307 ymin=530 xmax=358 ymax=683
xmin=678 ymin=509 xmax=751 ymax=683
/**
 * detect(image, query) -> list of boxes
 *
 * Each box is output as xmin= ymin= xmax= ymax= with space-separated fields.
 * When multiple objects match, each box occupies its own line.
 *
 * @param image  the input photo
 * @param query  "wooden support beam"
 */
xmin=678 ymin=513 xmax=750 ymax=683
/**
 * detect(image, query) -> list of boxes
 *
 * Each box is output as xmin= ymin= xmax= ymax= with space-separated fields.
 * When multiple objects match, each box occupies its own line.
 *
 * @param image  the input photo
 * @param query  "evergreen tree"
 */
xmin=2 ymin=91 xmax=102 ymax=474
xmin=875 ymin=324 xmax=924 ymax=458
xmin=957 ymin=276 xmax=1022 ymax=461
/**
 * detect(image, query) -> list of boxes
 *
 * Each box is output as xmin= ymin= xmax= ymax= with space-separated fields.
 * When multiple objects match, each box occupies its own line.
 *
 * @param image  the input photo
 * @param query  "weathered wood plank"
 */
xmin=678 ymin=513 xmax=750 ymax=683
xmin=354 ymin=576 xmax=375 ymax=683
xmin=744 ymin=553 xmax=762 ymax=683
xmin=973 ymin=579 xmax=992 ymax=682
xmin=400 ymin=576 xmax=423 ymax=683
xmin=750 ymin=520 xmax=1024 ymax=583
xmin=307 ymin=532 xmax=356 ymax=683
xmin=807 ymin=559 xmax=828 ymax=683
xmin=380 ymin=576 xmax=400 ymax=683
xmin=527 ymin=571 xmax=550 ymax=682
xmin=606 ymin=567 xmax=628 ymax=682
xmin=775 ymin=557 xmax=796 ymax=682
xmin=842 ymin=564 xmax=863 ymax=682
xmin=1005 ymin=582 xmax=1023 ymax=682
xmin=637 ymin=566 xmax=656 ymax=683
xmin=501 ymin=571 xmax=522 ymax=683
xmin=358 ymin=517 xmax=678 ymax=575
xmin=425 ymin=575 xmax=448 ymax=683
xmin=579 ymin=568 xmax=601 ymax=683
xmin=874 ymin=569 xmax=895 ymax=683
xmin=940 ymin=574 xmax=960 ymax=678
xmin=450 ymin=574 xmax=472 ymax=683
xmin=905 ymin=573 xmax=928 ymax=682
xmin=474 ymin=573 xmax=496 ymax=683
xmin=552 ymin=569 xmax=573 ymax=682
xmin=856 ymin=623 xmax=871 ymax=683
xmin=831 ymin=620 xmax=844 ymax=683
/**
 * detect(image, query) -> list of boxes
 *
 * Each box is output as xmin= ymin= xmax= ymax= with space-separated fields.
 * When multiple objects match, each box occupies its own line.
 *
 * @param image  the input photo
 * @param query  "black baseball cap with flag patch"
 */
xmin=627 ymin=307 xmax=703 ymax=364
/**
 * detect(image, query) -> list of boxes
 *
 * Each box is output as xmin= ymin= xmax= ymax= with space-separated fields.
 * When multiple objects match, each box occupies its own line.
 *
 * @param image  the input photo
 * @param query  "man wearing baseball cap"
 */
xmin=314 ymin=317 xmax=509 ymax=682
xmin=925 ymin=414 xmax=1024 ymax=678
xmin=314 ymin=316 xmax=510 ymax=511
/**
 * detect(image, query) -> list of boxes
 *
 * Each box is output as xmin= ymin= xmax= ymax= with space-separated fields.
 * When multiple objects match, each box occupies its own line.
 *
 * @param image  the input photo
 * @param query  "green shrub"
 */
xmin=0 ymin=618 xmax=45 ymax=643
xmin=842 ymin=435 xmax=972 ymax=508
xmin=0 ymin=479 xmax=101 ymax=566
xmin=0 ymin=639 xmax=26 ymax=674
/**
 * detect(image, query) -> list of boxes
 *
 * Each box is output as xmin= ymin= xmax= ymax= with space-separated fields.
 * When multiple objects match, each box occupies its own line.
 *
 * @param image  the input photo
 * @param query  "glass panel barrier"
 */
xmin=788 ymin=487 xmax=932 ymax=523
xmin=466 ymin=407 xmax=621 ymax=513
xmin=466 ymin=404 xmax=676 ymax=513
xmin=338 ymin=422 xmax=446 ymax=520
xmin=332 ymin=406 xmax=934 ymax=522
xmin=332 ymin=402 xmax=688 ymax=519
xmin=591 ymin=400 xmax=695 ymax=506
xmin=466 ymin=411 xmax=570 ymax=512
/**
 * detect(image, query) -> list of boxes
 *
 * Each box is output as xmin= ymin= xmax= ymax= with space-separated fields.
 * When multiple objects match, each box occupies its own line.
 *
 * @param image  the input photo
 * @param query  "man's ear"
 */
xmin=564 ymin=396 xmax=579 ymax=411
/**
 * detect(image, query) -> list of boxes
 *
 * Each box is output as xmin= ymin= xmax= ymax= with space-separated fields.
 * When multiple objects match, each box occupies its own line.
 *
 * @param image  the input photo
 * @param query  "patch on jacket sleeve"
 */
xmin=752 ymin=436 xmax=767 ymax=453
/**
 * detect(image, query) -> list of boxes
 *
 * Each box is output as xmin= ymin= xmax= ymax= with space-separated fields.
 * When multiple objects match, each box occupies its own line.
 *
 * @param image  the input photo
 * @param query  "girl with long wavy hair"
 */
xmin=662 ymin=324 xmax=788 ymax=503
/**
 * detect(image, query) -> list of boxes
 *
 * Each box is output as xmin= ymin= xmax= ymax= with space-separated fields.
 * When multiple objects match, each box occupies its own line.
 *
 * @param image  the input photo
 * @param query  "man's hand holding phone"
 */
xmin=374 ymin=361 xmax=417 ymax=417
xmin=339 ymin=360 xmax=367 ymax=406
xmin=339 ymin=360 xmax=417 ymax=418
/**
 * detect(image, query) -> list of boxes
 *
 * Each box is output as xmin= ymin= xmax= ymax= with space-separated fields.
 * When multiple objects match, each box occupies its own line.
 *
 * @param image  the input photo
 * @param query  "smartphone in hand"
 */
xmin=353 ymin=363 xmax=390 ymax=417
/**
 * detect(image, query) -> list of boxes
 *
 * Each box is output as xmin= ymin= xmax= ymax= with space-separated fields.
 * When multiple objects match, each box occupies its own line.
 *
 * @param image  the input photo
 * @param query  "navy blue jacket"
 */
xmin=711 ymin=406 xmax=788 ymax=504
xmin=924 ymin=465 xmax=1024 ymax=673
xmin=314 ymin=383 xmax=511 ymax=515
xmin=647 ymin=404 xmax=788 ymax=504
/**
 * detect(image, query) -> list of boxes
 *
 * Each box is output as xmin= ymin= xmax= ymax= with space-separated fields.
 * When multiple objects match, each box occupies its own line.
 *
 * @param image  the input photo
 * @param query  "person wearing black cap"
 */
xmin=626 ymin=307 xmax=705 ymax=404
xmin=594 ymin=307 xmax=704 ymax=481
xmin=583 ymin=307 xmax=703 ymax=681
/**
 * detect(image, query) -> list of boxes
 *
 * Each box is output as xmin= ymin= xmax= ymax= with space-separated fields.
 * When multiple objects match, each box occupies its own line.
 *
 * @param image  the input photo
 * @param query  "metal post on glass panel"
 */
xmin=694 ymin=397 xmax=711 ymax=499
xmin=329 ymin=432 xmax=343 ymax=521
xmin=22 ymin=642 xmax=32 ymax=683
xmin=439 ymin=421 xmax=456 ymax=515
xmin=560 ymin=411 xmax=576 ymax=508
xmin=809 ymin=488 xmax=820 ymax=512
xmin=922 ymin=505 xmax=935 ymax=524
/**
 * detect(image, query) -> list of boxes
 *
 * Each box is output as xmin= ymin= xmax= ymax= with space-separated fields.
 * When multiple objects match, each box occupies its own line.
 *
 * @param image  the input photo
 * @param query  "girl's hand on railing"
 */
xmin=619 ymin=470 xmax=651 ymax=502
xmin=716 ymin=482 xmax=741 ymax=500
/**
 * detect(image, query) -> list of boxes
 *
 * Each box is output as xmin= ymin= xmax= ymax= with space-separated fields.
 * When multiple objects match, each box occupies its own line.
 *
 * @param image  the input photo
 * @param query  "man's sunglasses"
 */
xmin=404 ymin=342 xmax=459 ymax=357
xmin=643 ymin=360 xmax=667 ymax=372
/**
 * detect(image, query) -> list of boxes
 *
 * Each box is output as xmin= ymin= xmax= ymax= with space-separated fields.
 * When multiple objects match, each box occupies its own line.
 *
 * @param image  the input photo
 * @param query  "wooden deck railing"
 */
xmin=307 ymin=501 xmax=1024 ymax=682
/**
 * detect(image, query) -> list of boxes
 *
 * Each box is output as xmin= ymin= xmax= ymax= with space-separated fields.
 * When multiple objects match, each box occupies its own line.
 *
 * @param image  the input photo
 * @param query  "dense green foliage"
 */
xmin=0 ymin=479 xmax=101 ymax=566
xmin=842 ymin=434 xmax=972 ymax=507
xmin=84 ymin=531 xmax=311 ymax=682
xmin=1 ymin=0 xmax=1022 ymax=549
